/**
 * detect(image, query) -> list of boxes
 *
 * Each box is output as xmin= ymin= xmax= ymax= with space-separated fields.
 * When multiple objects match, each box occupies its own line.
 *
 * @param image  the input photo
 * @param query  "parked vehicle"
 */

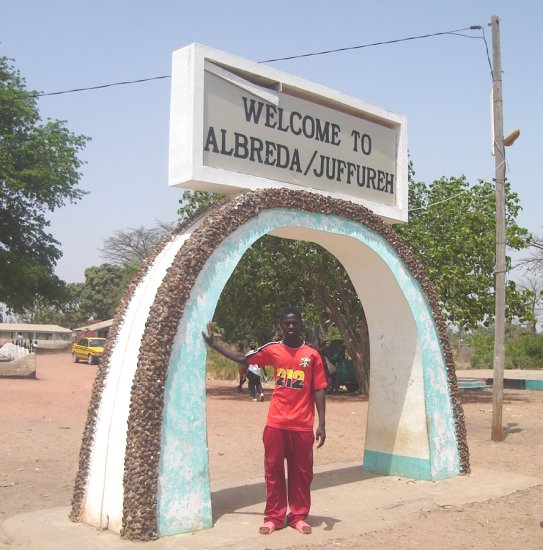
xmin=321 ymin=339 xmax=359 ymax=393
xmin=72 ymin=337 xmax=106 ymax=365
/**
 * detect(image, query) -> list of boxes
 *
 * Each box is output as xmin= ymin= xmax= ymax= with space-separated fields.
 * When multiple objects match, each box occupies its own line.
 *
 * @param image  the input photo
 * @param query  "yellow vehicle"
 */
xmin=72 ymin=337 xmax=106 ymax=365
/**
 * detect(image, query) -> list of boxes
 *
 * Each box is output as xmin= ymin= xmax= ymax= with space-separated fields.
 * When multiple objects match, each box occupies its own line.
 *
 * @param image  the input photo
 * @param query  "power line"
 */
xmin=408 ymin=189 xmax=467 ymax=212
xmin=36 ymin=75 xmax=171 ymax=97
xmin=36 ymin=24 xmax=488 ymax=97
xmin=259 ymin=25 xmax=483 ymax=62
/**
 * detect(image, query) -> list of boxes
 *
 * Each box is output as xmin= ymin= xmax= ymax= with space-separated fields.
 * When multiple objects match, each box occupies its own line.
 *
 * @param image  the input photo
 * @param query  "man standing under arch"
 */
xmin=202 ymin=307 xmax=327 ymax=535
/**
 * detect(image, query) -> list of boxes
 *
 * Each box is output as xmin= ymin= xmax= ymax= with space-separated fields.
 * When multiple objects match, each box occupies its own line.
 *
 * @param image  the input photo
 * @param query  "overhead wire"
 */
xmin=36 ymin=75 xmax=171 ymax=97
xmin=408 ymin=190 xmax=468 ymax=213
xmin=258 ymin=25 xmax=482 ymax=62
xmin=35 ymin=24 xmax=489 ymax=97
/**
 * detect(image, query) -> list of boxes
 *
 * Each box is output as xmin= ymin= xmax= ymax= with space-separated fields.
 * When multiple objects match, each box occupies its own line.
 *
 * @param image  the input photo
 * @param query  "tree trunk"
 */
xmin=318 ymin=286 xmax=370 ymax=394
xmin=355 ymin=307 xmax=371 ymax=394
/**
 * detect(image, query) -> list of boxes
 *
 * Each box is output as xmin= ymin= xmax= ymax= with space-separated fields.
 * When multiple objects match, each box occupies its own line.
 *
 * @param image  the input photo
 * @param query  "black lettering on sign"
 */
xmin=241 ymin=96 xmax=342 ymax=146
xmin=312 ymin=152 xmax=394 ymax=194
xmin=204 ymin=126 xmax=219 ymax=152
xmin=233 ymin=133 xmax=248 ymax=159
xmin=242 ymin=97 xmax=265 ymax=124
xmin=205 ymin=127 xmax=303 ymax=174
xmin=351 ymin=130 xmax=372 ymax=155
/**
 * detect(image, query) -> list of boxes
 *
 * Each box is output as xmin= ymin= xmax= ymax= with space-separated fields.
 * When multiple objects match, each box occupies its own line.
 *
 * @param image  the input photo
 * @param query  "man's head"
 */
xmin=279 ymin=307 xmax=303 ymax=343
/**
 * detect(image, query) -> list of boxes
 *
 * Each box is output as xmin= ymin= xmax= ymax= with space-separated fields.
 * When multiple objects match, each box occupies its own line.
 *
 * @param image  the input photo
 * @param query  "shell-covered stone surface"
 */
xmin=70 ymin=188 xmax=469 ymax=540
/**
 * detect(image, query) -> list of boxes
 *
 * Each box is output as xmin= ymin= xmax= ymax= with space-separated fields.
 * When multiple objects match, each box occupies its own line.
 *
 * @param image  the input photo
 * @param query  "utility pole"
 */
xmin=491 ymin=15 xmax=506 ymax=441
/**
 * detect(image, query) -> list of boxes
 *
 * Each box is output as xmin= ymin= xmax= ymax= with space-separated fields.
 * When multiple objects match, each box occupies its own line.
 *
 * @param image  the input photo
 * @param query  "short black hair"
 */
xmin=279 ymin=307 xmax=302 ymax=323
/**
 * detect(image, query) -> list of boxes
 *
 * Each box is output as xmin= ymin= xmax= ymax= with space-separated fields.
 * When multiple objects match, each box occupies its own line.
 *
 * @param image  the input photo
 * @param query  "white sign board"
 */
xmin=170 ymin=43 xmax=408 ymax=222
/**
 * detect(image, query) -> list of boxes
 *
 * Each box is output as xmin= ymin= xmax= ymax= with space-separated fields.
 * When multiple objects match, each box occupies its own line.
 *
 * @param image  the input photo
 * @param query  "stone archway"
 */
xmin=70 ymin=188 xmax=469 ymax=540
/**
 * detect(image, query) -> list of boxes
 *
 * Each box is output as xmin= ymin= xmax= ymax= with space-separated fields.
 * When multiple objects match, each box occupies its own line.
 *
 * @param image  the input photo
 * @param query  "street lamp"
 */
xmin=503 ymin=128 xmax=520 ymax=147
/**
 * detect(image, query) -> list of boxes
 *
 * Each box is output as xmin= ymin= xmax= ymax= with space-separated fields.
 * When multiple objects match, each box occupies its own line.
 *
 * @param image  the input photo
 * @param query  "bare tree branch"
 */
xmin=517 ymin=234 xmax=543 ymax=272
xmin=100 ymin=221 xmax=176 ymax=265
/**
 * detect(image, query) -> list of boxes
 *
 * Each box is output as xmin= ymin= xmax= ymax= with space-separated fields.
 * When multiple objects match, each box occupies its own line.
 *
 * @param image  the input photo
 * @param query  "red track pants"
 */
xmin=262 ymin=425 xmax=315 ymax=528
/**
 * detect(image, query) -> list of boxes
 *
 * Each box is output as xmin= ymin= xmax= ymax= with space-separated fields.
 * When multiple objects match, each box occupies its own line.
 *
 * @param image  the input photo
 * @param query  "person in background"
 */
xmin=247 ymin=342 xmax=264 ymax=402
xmin=203 ymin=307 xmax=327 ymax=536
xmin=237 ymin=343 xmax=248 ymax=392
xmin=320 ymin=342 xmax=338 ymax=392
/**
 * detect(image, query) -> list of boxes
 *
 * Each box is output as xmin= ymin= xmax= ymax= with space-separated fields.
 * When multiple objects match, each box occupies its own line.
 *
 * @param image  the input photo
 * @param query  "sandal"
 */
xmin=259 ymin=521 xmax=277 ymax=534
xmin=294 ymin=520 xmax=312 ymax=534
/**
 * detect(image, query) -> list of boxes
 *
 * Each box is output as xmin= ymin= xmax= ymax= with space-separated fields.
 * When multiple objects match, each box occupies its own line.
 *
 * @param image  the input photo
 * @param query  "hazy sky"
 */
xmin=2 ymin=1 xmax=541 ymax=283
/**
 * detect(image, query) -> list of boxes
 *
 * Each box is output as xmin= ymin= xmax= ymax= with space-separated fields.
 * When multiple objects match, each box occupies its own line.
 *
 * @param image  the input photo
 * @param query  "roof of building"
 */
xmin=0 ymin=323 xmax=72 ymax=334
xmin=73 ymin=319 xmax=114 ymax=332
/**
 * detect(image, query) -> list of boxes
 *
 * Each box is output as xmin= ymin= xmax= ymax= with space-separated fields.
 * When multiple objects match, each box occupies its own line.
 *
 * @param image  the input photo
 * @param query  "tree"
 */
xmin=0 ymin=56 xmax=89 ymax=312
xmin=76 ymin=263 xmax=138 ymax=321
xmin=518 ymin=232 xmax=543 ymax=273
xmin=17 ymin=295 xmax=69 ymax=325
xmin=517 ymin=236 xmax=543 ymax=334
xmin=100 ymin=221 xmax=176 ymax=265
xmin=177 ymin=190 xmax=224 ymax=223
xmin=395 ymin=172 xmax=531 ymax=329
xmin=180 ymin=170 xmax=533 ymax=392
xmin=516 ymin=275 xmax=543 ymax=334
xmin=15 ymin=282 xmax=90 ymax=328
xmin=214 ymin=236 xmax=371 ymax=393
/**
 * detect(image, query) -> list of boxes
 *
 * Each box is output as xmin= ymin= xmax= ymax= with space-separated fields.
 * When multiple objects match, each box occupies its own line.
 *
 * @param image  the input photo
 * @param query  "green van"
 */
xmin=321 ymin=339 xmax=359 ymax=393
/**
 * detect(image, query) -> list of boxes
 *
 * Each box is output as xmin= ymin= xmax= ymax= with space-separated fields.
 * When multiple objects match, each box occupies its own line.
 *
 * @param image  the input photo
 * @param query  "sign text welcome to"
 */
xmin=170 ymin=44 xmax=407 ymax=222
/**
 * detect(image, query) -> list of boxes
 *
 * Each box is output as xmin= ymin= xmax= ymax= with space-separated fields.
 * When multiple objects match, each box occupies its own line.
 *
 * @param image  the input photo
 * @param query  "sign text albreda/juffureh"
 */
xmin=204 ymin=96 xmax=394 ymax=195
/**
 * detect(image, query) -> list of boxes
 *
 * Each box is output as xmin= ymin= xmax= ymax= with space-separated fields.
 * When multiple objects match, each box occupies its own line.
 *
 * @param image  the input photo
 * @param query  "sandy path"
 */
xmin=1 ymin=352 xmax=542 ymax=549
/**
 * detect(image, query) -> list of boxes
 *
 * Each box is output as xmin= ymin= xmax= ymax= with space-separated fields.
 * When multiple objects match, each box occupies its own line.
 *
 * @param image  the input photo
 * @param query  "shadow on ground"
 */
xmin=459 ymin=389 xmax=532 ymax=404
xmin=211 ymin=465 xmax=379 ymax=522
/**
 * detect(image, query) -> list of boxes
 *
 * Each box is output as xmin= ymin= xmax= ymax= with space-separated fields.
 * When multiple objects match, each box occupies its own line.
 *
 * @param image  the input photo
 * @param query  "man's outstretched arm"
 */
xmin=202 ymin=322 xmax=248 ymax=364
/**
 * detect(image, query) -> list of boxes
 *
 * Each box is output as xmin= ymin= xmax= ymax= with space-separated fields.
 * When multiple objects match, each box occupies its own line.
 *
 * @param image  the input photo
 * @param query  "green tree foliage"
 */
xmin=0 ymin=56 xmax=89 ymax=312
xmin=215 ymin=236 xmax=318 ymax=344
xmin=76 ymin=263 xmax=138 ymax=322
xmin=60 ymin=283 xmax=89 ymax=328
xmin=468 ymin=326 xmax=543 ymax=370
xmin=177 ymin=190 xmax=224 ymax=223
xmin=181 ymin=169 xmax=533 ymax=391
xmin=18 ymin=294 xmax=73 ymax=326
xmin=12 ymin=282 xmax=86 ymax=328
xmin=214 ymin=235 xmax=371 ymax=393
xmin=395 ymin=172 xmax=531 ymax=329
xmin=516 ymin=276 xmax=543 ymax=335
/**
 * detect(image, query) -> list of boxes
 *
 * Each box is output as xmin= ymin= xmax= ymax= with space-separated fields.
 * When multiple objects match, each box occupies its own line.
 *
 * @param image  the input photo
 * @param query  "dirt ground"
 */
xmin=1 ymin=352 xmax=542 ymax=549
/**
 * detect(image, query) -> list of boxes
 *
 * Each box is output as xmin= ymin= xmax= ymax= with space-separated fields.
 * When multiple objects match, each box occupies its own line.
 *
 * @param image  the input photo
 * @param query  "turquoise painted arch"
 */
xmin=157 ymin=208 xmax=462 ymax=536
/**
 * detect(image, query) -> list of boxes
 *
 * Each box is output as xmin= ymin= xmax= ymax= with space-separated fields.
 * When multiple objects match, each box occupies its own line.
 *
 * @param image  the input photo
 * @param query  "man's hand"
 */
xmin=314 ymin=388 xmax=326 ymax=448
xmin=202 ymin=322 xmax=215 ymax=347
xmin=201 ymin=323 xmax=247 ymax=365
xmin=315 ymin=425 xmax=326 ymax=449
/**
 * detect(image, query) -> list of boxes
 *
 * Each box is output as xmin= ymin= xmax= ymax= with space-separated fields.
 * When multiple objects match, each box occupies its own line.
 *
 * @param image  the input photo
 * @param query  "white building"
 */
xmin=0 ymin=323 xmax=72 ymax=350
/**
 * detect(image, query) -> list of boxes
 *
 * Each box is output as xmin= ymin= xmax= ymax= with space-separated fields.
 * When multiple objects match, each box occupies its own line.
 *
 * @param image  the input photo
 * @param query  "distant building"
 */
xmin=0 ymin=323 xmax=72 ymax=350
xmin=73 ymin=319 xmax=113 ymax=339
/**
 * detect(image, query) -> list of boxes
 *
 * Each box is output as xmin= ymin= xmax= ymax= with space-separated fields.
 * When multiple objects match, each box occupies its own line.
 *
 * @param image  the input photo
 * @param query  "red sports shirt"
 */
xmin=246 ymin=341 xmax=327 ymax=431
